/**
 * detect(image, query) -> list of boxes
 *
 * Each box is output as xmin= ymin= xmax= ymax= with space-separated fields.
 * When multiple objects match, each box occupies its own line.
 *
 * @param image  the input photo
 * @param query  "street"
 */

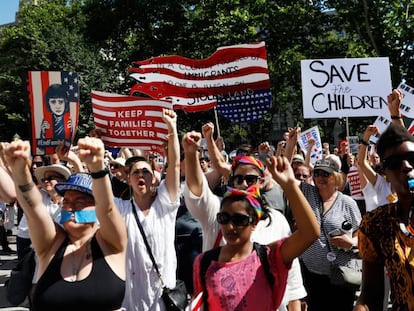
xmin=0 ymin=231 xmax=29 ymax=310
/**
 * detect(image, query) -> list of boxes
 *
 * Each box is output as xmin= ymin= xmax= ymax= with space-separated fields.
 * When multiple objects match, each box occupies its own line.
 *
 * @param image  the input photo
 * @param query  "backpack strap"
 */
xmin=253 ymin=242 xmax=275 ymax=289
xmin=199 ymin=247 xmax=221 ymax=311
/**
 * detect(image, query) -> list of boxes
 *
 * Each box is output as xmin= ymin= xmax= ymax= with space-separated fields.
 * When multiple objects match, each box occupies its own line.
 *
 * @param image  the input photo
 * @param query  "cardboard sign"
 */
xmin=301 ymin=57 xmax=391 ymax=118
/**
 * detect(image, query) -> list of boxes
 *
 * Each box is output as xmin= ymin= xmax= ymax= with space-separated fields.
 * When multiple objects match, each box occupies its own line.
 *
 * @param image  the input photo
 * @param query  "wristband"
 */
xmin=90 ymin=168 xmax=109 ymax=179
xmin=18 ymin=181 xmax=35 ymax=192
xmin=391 ymin=115 xmax=402 ymax=120
xmin=360 ymin=139 xmax=370 ymax=146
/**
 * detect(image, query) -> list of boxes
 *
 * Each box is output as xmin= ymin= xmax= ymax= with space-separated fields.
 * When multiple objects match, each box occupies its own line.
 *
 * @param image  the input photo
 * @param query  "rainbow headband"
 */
xmin=223 ymin=185 xmax=263 ymax=220
xmin=232 ymin=155 xmax=265 ymax=177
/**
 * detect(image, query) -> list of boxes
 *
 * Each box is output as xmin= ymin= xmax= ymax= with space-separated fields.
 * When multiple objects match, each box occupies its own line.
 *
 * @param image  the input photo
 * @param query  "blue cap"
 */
xmin=55 ymin=173 xmax=93 ymax=196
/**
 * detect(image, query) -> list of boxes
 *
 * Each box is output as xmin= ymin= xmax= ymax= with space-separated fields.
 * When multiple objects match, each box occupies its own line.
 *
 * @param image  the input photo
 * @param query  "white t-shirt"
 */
xmin=183 ymin=174 xmax=307 ymax=310
xmin=362 ymin=174 xmax=392 ymax=212
xmin=115 ymin=181 xmax=180 ymax=311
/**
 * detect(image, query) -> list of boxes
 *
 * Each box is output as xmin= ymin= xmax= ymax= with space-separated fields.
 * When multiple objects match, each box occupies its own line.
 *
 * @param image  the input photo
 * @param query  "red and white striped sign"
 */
xmin=91 ymin=91 xmax=173 ymax=155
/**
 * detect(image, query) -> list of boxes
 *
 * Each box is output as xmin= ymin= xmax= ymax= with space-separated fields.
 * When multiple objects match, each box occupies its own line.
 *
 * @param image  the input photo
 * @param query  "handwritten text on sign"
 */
xmin=301 ymin=57 xmax=391 ymax=118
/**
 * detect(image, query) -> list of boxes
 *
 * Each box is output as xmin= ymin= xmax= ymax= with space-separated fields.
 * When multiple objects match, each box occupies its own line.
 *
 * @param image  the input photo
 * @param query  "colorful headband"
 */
xmin=223 ymin=185 xmax=263 ymax=220
xmin=232 ymin=155 xmax=265 ymax=177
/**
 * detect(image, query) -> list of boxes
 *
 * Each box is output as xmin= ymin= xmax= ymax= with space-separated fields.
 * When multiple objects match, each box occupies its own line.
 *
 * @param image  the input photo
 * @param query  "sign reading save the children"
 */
xmin=301 ymin=57 xmax=391 ymax=118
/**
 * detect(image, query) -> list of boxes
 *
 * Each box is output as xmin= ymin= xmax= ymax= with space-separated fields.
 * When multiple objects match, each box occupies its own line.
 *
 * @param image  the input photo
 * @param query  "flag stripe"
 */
xmin=133 ymin=42 xmax=266 ymax=67
xmin=91 ymin=91 xmax=170 ymax=153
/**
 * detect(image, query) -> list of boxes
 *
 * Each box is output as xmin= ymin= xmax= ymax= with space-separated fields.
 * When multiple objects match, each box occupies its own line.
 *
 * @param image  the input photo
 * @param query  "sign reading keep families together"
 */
xmin=301 ymin=57 xmax=391 ymax=118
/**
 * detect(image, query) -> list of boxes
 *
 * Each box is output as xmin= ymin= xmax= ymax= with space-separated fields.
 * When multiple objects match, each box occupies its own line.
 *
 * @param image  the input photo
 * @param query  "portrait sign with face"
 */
xmin=28 ymin=71 xmax=79 ymax=155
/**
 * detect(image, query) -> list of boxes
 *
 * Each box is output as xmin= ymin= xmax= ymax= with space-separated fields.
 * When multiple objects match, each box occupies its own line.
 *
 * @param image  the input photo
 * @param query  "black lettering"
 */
xmin=309 ymin=60 xmax=330 ymax=88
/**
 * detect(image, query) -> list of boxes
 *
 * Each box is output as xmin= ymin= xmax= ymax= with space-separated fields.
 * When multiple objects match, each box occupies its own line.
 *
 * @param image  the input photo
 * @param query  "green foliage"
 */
xmin=0 ymin=0 xmax=412 ymax=148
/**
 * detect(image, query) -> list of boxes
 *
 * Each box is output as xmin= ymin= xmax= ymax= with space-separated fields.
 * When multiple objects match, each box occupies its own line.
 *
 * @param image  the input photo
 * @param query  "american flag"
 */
xmin=91 ymin=91 xmax=173 ymax=155
xmin=27 ymin=71 xmax=79 ymax=155
xmin=129 ymin=42 xmax=272 ymax=123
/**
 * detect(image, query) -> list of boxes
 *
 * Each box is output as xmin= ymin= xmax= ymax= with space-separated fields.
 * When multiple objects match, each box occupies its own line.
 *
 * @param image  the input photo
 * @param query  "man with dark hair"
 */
xmin=355 ymin=123 xmax=414 ymax=310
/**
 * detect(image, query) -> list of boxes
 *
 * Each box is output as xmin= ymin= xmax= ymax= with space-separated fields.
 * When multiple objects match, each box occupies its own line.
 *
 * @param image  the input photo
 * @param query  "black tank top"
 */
xmin=32 ymin=236 xmax=125 ymax=311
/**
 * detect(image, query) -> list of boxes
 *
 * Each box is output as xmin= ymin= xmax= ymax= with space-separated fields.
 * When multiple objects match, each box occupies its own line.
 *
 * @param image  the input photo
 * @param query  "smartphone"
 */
xmin=328 ymin=229 xmax=343 ymax=237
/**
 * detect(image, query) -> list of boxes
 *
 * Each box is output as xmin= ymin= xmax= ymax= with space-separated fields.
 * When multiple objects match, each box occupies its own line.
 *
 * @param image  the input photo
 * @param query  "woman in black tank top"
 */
xmin=1 ymin=137 xmax=127 ymax=310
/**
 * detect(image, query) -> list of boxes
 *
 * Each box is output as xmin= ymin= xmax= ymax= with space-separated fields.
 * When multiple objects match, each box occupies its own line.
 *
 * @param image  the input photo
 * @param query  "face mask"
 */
xmin=60 ymin=210 xmax=97 ymax=224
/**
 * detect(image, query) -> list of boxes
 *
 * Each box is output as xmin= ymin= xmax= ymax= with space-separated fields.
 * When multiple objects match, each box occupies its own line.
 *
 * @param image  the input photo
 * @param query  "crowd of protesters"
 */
xmin=0 ymin=90 xmax=413 ymax=310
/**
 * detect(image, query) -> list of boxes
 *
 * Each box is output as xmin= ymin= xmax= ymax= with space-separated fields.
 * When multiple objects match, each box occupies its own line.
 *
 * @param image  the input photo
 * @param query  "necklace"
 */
xmin=69 ymin=239 xmax=91 ymax=282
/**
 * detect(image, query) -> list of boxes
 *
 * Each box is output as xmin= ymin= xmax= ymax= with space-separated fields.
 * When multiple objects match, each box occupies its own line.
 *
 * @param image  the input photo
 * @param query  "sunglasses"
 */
xmin=33 ymin=161 xmax=44 ymax=167
xmin=232 ymin=174 xmax=261 ymax=186
xmin=216 ymin=212 xmax=254 ymax=227
xmin=42 ymin=175 xmax=64 ymax=182
xmin=111 ymin=164 xmax=122 ymax=169
xmin=295 ymin=173 xmax=310 ymax=179
xmin=383 ymin=152 xmax=414 ymax=170
xmin=313 ymin=170 xmax=331 ymax=178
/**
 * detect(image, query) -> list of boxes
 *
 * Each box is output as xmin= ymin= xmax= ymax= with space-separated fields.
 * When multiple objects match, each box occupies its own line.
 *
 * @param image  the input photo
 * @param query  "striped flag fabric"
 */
xmin=91 ymin=91 xmax=173 ymax=155
xmin=129 ymin=42 xmax=272 ymax=123
xmin=27 ymin=71 xmax=79 ymax=155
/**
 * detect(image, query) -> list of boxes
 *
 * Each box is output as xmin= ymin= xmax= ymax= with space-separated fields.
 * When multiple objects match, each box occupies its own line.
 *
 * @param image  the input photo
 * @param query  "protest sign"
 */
xmin=397 ymin=82 xmax=414 ymax=118
xmin=28 ymin=71 xmax=79 ymax=155
xmin=129 ymin=42 xmax=272 ymax=123
xmin=297 ymin=126 xmax=323 ymax=164
xmin=301 ymin=57 xmax=391 ymax=118
xmin=91 ymin=91 xmax=172 ymax=155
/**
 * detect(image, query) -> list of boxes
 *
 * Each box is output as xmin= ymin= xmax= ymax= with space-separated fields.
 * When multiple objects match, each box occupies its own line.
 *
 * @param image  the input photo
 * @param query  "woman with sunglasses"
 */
xmin=354 ymin=123 xmax=414 ymax=310
xmin=193 ymin=156 xmax=319 ymax=311
xmin=298 ymin=156 xmax=362 ymax=311
xmin=184 ymin=126 xmax=309 ymax=311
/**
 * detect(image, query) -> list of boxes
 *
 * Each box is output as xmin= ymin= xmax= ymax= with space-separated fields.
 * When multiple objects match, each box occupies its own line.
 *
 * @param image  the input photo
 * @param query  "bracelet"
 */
xmin=360 ymin=139 xmax=370 ymax=146
xmin=391 ymin=115 xmax=402 ymax=120
xmin=90 ymin=168 xmax=109 ymax=179
xmin=18 ymin=181 xmax=35 ymax=192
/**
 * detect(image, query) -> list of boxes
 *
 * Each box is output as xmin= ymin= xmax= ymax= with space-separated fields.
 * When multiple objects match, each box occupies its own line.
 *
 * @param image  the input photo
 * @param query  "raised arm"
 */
xmin=357 ymin=125 xmax=379 ymax=186
xmin=0 ymin=141 xmax=57 ymax=257
xmin=77 ymin=137 xmax=127 ymax=253
xmin=56 ymin=143 xmax=85 ymax=173
xmin=182 ymin=131 xmax=203 ymax=197
xmin=267 ymin=156 xmax=320 ymax=265
xmin=285 ymin=127 xmax=300 ymax=163
xmin=202 ymin=122 xmax=231 ymax=179
xmin=162 ymin=109 xmax=180 ymax=202
xmin=387 ymin=89 xmax=404 ymax=127
xmin=0 ymin=158 xmax=16 ymax=202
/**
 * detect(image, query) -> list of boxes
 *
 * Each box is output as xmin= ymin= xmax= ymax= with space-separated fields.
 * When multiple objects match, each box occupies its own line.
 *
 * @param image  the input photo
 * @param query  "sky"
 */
xmin=0 ymin=0 xmax=19 ymax=25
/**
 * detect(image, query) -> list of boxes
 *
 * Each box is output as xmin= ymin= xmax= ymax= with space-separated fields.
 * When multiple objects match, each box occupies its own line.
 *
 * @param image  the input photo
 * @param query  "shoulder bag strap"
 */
xmin=253 ymin=243 xmax=275 ymax=288
xmin=130 ymin=199 xmax=165 ymax=286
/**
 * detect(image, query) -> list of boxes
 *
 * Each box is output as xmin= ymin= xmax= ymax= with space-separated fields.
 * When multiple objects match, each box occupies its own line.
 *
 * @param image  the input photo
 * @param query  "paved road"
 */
xmin=0 ymin=232 xmax=29 ymax=310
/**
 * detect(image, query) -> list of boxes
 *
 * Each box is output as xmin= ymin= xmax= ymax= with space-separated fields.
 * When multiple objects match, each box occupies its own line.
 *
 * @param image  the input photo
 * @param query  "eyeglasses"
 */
xmin=33 ymin=161 xmax=44 ymax=167
xmin=42 ymin=175 xmax=64 ymax=182
xmin=232 ymin=174 xmax=261 ymax=186
xmin=313 ymin=170 xmax=332 ymax=178
xmin=62 ymin=199 xmax=95 ymax=210
xmin=382 ymin=152 xmax=414 ymax=170
xmin=295 ymin=173 xmax=310 ymax=179
xmin=111 ymin=164 xmax=122 ymax=169
xmin=216 ymin=212 xmax=254 ymax=227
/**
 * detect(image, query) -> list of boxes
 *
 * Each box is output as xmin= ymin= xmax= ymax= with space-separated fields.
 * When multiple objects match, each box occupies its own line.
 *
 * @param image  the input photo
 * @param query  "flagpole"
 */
xmin=346 ymin=117 xmax=350 ymax=142
xmin=214 ymin=107 xmax=221 ymax=138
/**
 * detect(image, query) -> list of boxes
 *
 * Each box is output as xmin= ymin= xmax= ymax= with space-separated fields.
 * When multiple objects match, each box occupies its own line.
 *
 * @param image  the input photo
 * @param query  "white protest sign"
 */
xmin=397 ymin=82 xmax=414 ymax=118
xmin=348 ymin=136 xmax=359 ymax=154
xmin=298 ymin=126 xmax=323 ymax=164
xmin=301 ymin=57 xmax=391 ymax=118
xmin=371 ymin=116 xmax=392 ymax=144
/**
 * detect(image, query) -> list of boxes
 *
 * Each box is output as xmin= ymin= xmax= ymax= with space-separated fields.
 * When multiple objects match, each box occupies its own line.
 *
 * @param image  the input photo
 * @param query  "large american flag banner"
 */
xmin=91 ymin=91 xmax=173 ymax=155
xmin=27 ymin=71 xmax=79 ymax=155
xmin=129 ymin=42 xmax=272 ymax=123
